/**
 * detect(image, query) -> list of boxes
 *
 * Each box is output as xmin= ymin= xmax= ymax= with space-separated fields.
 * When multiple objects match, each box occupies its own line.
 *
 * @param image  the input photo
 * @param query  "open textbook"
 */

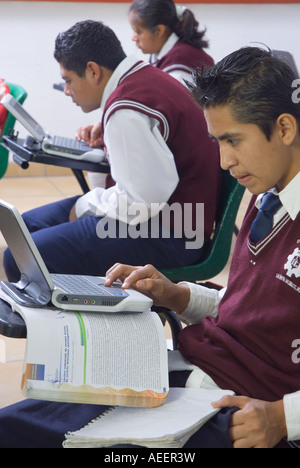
xmin=63 ymin=387 xmax=234 ymax=448
xmin=0 ymin=290 xmax=168 ymax=408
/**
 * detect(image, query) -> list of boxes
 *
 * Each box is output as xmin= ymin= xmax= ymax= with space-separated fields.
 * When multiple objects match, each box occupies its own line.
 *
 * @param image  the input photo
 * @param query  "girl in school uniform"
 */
xmin=129 ymin=0 xmax=214 ymax=86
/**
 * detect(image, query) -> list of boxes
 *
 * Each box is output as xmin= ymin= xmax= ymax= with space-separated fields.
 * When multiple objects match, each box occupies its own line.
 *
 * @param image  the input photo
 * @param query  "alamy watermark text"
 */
xmin=96 ymin=196 xmax=205 ymax=250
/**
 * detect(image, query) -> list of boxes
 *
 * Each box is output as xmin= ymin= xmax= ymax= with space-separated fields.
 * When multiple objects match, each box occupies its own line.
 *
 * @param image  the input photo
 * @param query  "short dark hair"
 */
xmin=54 ymin=20 xmax=126 ymax=76
xmin=129 ymin=0 xmax=208 ymax=49
xmin=190 ymin=46 xmax=300 ymax=140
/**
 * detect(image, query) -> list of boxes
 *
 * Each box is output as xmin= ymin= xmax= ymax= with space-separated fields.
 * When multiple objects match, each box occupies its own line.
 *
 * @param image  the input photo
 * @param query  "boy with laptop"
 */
xmin=0 ymin=46 xmax=299 ymax=448
xmin=3 ymin=20 xmax=220 ymax=284
xmin=105 ymin=47 xmax=300 ymax=448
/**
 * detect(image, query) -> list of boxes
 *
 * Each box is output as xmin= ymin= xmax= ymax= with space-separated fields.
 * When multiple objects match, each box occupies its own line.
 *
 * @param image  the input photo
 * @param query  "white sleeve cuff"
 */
xmin=179 ymin=282 xmax=224 ymax=324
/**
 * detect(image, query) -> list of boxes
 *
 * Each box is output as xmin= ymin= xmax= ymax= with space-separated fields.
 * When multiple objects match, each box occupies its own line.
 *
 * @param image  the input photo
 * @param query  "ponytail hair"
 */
xmin=129 ymin=0 xmax=209 ymax=49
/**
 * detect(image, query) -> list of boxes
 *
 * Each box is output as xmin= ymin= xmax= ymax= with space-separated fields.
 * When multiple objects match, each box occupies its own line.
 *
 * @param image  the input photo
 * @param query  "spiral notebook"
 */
xmin=63 ymin=387 xmax=234 ymax=448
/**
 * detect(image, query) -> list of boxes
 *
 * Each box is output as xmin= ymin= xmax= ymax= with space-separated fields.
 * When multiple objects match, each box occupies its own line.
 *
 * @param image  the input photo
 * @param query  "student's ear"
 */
xmin=155 ymin=24 xmax=170 ymax=40
xmin=85 ymin=61 xmax=102 ymax=83
xmin=276 ymin=113 xmax=298 ymax=145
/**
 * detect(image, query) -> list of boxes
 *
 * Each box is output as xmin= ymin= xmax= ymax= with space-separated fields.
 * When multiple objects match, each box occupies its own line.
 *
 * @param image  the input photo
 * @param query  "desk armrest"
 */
xmin=0 ymin=299 xmax=26 ymax=339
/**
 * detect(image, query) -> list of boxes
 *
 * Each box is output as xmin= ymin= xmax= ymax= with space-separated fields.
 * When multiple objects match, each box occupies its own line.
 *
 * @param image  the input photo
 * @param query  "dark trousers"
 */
xmin=0 ymin=371 xmax=235 ymax=448
xmin=3 ymin=196 xmax=205 ymax=282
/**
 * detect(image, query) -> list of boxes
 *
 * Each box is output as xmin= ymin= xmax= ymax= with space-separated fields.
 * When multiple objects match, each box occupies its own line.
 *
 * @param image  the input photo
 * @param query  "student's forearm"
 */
xmin=105 ymin=263 xmax=190 ymax=313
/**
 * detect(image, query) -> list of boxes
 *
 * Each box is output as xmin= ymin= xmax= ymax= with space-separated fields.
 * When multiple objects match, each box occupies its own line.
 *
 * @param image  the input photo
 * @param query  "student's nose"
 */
xmin=131 ymin=32 xmax=138 ymax=42
xmin=64 ymin=83 xmax=72 ymax=97
xmin=220 ymin=147 xmax=237 ymax=171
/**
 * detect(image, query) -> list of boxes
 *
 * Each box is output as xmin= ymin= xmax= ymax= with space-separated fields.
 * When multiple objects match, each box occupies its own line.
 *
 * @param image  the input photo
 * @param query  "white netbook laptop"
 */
xmin=0 ymin=200 xmax=153 ymax=313
xmin=0 ymin=93 xmax=105 ymax=163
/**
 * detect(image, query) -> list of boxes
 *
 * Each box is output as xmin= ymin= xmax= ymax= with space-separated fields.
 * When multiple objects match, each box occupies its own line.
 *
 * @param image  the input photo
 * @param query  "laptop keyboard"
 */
xmin=51 ymin=136 xmax=87 ymax=150
xmin=51 ymin=274 xmax=127 ymax=297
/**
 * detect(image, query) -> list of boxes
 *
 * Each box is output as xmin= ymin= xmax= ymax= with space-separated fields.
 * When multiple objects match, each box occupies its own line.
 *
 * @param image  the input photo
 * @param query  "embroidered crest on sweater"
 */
xmin=284 ymin=247 xmax=300 ymax=279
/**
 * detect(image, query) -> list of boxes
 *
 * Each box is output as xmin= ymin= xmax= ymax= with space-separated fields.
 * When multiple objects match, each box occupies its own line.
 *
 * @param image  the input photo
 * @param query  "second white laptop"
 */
xmin=0 ymin=93 xmax=105 ymax=163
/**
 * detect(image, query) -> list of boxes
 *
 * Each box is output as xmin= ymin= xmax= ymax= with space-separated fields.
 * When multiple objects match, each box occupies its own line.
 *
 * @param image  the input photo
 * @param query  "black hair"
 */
xmin=190 ymin=46 xmax=300 ymax=140
xmin=129 ymin=0 xmax=208 ymax=49
xmin=54 ymin=20 xmax=126 ymax=76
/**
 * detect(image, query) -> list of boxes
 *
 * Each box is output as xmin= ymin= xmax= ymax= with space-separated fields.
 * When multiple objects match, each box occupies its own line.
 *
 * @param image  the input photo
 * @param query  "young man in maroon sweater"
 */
xmin=106 ymin=47 xmax=300 ymax=448
xmin=3 ymin=20 xmax=220 ymax=284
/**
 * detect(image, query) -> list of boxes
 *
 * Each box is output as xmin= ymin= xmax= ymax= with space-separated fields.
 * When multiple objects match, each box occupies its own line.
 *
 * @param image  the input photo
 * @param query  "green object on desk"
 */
xmin=0 ymin=82 xmax=27 ymax=179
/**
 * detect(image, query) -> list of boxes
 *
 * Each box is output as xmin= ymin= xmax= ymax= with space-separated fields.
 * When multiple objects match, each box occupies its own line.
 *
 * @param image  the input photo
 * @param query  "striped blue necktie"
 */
xmin=250 ymin=192 xmax=282 ymax=243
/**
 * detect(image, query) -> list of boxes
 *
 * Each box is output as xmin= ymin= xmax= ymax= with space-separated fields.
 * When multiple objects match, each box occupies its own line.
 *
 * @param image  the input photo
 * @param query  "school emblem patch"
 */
xmin=284 ymin=247 xmax=300 ymax=279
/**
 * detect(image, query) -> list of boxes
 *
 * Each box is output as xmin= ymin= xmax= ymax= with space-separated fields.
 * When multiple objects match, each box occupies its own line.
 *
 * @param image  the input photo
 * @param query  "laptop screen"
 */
xmin=0 ymin=94 xmax=45 ymax=141
xmin=0 ymin=200 xmax=53 ymax=304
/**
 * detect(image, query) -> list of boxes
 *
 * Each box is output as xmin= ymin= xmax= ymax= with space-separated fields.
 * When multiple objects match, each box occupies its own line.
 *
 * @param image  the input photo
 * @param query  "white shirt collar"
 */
xmin=151 ymin=33 xmax=179 ymax=63
xmin=101 ymin=55 xmax=142 ymax=110
xmin=255 ymin=171 xmax=300 ymax=221
xmin=278 ymin=171 xmax=300 ymax=220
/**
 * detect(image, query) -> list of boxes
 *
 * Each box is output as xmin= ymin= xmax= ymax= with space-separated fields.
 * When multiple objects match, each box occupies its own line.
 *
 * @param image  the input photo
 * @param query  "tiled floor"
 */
xmin=0 ymin=170 xmax=251 ymax=410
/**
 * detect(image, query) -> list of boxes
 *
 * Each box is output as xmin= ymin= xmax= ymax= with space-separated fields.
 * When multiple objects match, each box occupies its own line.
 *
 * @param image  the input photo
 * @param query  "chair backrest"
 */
xmin=160 ymin=170 xmax=245 ymax=282
xmin=0 ymin=82 xmax=27 ymax=178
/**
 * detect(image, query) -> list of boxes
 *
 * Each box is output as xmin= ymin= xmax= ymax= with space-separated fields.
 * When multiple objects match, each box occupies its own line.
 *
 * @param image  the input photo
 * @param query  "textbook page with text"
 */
xmin=0 ymin=290 xmax=169 ymax=407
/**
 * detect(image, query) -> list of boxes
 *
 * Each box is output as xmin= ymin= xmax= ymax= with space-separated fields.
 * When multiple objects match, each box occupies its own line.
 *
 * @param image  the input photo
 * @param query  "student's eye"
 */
xmin=228 ymin=139 xmax=238 ymax=147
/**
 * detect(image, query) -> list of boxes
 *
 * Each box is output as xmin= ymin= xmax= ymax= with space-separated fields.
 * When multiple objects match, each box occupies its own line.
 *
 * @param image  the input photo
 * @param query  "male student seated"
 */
xmin=105 ymin=47 xmax=300 ymax=448
xmin=1 ymin=46 xmax=298 ymax=449
xmin=3 ymin=20 xmax=220 ymax=283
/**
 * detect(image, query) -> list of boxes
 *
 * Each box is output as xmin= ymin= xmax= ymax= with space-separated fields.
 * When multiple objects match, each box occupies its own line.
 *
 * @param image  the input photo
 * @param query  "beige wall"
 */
xmin=1 ymin=1 xmax=299 ymax=176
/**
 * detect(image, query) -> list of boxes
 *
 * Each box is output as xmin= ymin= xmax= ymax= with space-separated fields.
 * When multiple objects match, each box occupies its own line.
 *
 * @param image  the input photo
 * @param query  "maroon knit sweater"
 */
xmin=178 ymin=196 xmax=300 ymax=401
xmin=102 ymin=61 xmax=221 ymax=238
xmin=151 ymin=39 xmax=214 ymax=75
